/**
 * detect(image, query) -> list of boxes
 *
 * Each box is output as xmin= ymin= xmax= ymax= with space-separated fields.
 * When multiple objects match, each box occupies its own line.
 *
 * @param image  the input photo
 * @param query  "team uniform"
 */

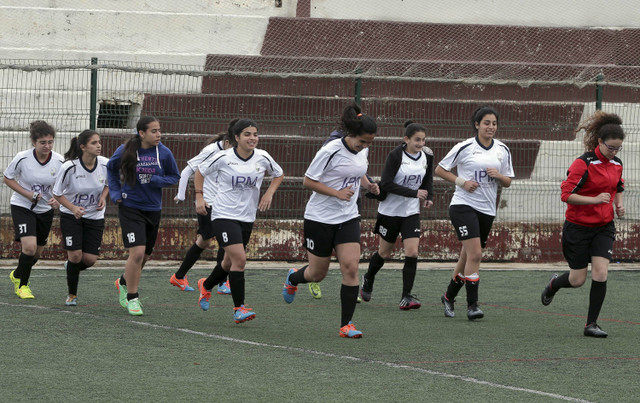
xmin=53 ymin=156 xmax=109 ymax=254
xmin=439 ymin=136 xmax=514 ymax=247
xmin=5 ymin=149 xmax=64 ymax=244
xmin=362 ymin=143 xmax=434 ymax=308
xmin=106 ymin=142 xmax=180 ymax=254
xmin=171 ymin=140 xmax=227 ymax=292
xmin=302 ymin=137 xmax=369 ymax=256
xmin=197 ymin=146 xmax=283 ymax=319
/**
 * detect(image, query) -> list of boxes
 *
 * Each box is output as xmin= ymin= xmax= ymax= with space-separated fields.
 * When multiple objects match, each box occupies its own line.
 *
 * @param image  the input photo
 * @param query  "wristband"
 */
xmin=195 ymin=190 xmax=203 ymax=194
xmin=454 ymin=177 xmax=465 ymax=187
xmin=30 ymin=193 xmax=39 ymax=210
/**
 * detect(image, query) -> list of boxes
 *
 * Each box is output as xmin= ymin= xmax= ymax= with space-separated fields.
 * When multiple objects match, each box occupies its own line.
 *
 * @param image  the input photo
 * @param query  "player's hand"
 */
xmin=258 ymin=194 xmax=273 ymax=212
xmin=594 ymin=193 xmax=611 ymax=204
xmin=423 ymin=200 xmax=434 ymax=209
xmin=369 ymin=183 xmax=380 ymax=196
xmin=336 ymin=185 xmax=354 ymax=201
xmin=615 ymin=203 xmax=625 ymax=218
xmin=195 ymin=199 xmax=209 ymax=216
xmin=464 ymin=181 xmax=480 ymax=193
xmin=416 ymin=189 xmax=428 ymax=200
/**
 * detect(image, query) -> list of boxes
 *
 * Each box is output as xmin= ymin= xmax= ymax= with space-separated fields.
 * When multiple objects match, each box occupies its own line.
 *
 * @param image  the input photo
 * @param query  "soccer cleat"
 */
xmin=467 ymin=304 xmax=484 ymax=320
xmin=339 ymin=322 xmax=363 ymax=338
xmin=441 ymin=294 xmax=455 ymax=318
xmin=115 ymin=278 xmax=128 ymax=308
xmin=170 ymin=273 xmax=195 ymax=291
xmin=65 ymin=294 xmax=78 ymax=306
xmin=360 ymin=274 xmax=373 ymax=302
xmin=584 ymin=323 xmax=608 ymax=338
xmin=308 ymin=282 xmax=322 ymax=299
xmin=217 ymin=280 xmax=231 ymax=295
xmin=357 ymin=295 xmax=362 ymax=303
xmin=541 ymin=273 xmax=559 ymax=306
xmin=197 ymin=278 xmax=211 ymax=311
xmin=233 ymin=305 xmax=256 ymax=323
xmin=16 ymin=285 xmax=35 ymax=299
xmin=282 ymin=268 xmax=298 ymax=304
xmin=127 ymin=298 xmax=143 ymax=316
xmin=9 ymin=270 xmax=20 ymax=294
xmin=399 ymin=294 xmax=422 ymax=310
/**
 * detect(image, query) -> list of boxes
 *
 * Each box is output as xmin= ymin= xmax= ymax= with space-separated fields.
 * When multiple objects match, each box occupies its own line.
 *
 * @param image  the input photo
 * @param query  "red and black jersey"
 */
xmin=561 ymin=146 xmax=624 ymax=227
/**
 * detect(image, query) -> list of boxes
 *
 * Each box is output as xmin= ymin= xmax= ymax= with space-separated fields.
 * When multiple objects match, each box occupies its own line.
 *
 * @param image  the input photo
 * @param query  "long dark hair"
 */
xmin=340 ymin=103 xmax=377 ymax=136
xmin=121 ymin=116 xmax=158 ymax=187
xmin=64 ymin=129 xmax=98 ymax=161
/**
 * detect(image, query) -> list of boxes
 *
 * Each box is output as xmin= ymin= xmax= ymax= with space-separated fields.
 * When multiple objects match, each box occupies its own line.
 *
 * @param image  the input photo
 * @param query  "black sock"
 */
xmin=365 ymin=252 xmax=385 ymax=282
xmin=127 ymin=292 xmax=139 ymax=301
xmin=119 ymin=274 xmax=127 ymax=287
xmin=17 ymin=253 xmax=35 ymax=287
xmin=203 ymin=264 xmax=227 ymax=290
xmin=587 ymin=280 xmax=607 ymax=325
xmin=228 ymin=271 xmax=245 ymax=308
xmin=289 ymin=265 xmax=308 ymax=286
xmin=340 ymin=284 xmax=359 ymax=327
xmin=465 ymin=278 xmax=479 ymax=307
xmin=78 ymin=261 xmax=89 ymax=271
xmin=215 ymin=247 xmax=225 ymax=285
xmin=402 ymin=256 xmax=418 ymax=297
xmin=175 ymin=243 xmax=204 ymax=279
xmin=445 ymin=274 xmax=465 ymax=301
xmin=551 ymin=272 xmax=572 ymax=290
xmin=66 ymin=261 xmax=83 ymax=295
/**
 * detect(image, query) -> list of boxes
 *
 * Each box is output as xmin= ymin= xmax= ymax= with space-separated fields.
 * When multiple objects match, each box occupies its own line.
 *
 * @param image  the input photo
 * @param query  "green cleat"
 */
xmin=9 ymin=270 xmax=20 ymax=294
xmin=127 ymin=298 xmax=143 ymax=316
xmin=115 ymin=278 xmax=128 ymax=309
xmin=308 ymin=282 xmax=322 ymax=299
xmin=17 ymin=285 xmax=34 ymax=299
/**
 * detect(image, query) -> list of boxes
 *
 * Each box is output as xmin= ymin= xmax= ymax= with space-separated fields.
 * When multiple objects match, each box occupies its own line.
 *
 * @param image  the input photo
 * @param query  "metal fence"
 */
xmin=1 ymin=59 xmax=639 ymax=261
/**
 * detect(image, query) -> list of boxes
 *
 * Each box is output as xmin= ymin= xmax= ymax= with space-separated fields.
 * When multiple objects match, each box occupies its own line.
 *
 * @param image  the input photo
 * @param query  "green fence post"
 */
xmin=90 ymin=57 xmax=98 ymax=130
xmin=354 ymin=67 xmax=362 ymax=106
xmin=595 ymin=73 xmax=604 ymax=111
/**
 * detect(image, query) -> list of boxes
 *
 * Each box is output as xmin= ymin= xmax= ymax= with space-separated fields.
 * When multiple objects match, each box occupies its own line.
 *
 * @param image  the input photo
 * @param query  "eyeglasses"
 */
xmin=602 ymin=142 xmax=622 ymax=152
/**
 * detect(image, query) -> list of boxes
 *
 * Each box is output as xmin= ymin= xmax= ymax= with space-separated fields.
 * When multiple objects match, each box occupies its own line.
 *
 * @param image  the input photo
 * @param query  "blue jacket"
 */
xmin=106 ymin=142 xmax=180 ymax=211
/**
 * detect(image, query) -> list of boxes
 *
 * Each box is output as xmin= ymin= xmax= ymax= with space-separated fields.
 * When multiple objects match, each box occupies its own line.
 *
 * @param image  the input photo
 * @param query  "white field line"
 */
xmin=0 ymin=301 xmax=594 ymax=403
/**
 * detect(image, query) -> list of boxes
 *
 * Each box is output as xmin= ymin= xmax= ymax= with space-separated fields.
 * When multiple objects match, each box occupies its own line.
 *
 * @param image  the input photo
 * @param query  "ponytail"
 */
xmin=64 ymin=129 xmax=98 ymax=161
xmin=340 ymin=103 xmax=377 ymax=136
xmin=121 ymin=134 xmax=142 ymax=187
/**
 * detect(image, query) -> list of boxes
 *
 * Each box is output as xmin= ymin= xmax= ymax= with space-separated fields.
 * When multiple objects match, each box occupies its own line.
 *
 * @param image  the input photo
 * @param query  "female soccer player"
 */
xmin=170 ymin=124 xmax=236 ymax=294
xmin=541 ymin=111 xmax=625 ymax=338
xmin=107 ymin=117 xmax=180 ymax=316
xmin=282 ymin=103 xmax=379 ymax=338
xmin=196 ymin=119 xmax=283 ymax=324
xmin=436 ymin=106 xmax=514 ymax=320
xmin=4 ymin=120 xmax=63 ymax=299
xmin=361 ymin=121 xmax=434 ymax=309
xmin=53 ymin=130 xmax=109 ymax=306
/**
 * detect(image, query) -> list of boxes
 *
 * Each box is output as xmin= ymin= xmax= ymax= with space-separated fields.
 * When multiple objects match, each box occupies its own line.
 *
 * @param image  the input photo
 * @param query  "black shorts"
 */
xmin=374 ymin=213 xmax=421 ymax=243
xmin=197 ymin=206 xmax=215 ymax=240
xmin=11 ymin=205 xmax=54 ymax=245
xmin=118 ymin=204 xmax=162 ymax=255
xmin=212 ymin=219 xmax=253 ymax=248
xmin=562 ymin=220 xmax=615 ymax=269
xmin=60 ymin=212 xmax=105 ymax=255
xmin=303 ymin=218 xmax=361 ymax=258
xmin=449 ymin=204 xmax=495 ymax=248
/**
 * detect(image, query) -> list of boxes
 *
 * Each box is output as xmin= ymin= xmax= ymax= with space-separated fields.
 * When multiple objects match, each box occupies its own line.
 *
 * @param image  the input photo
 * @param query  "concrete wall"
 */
xmin=311 ymin=0 xmax=640 ymax=28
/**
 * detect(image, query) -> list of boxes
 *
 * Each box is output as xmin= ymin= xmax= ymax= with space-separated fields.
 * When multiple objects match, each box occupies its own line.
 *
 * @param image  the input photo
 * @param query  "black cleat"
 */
xmin=541 ymin=273 xmax=559 ymax=306
xmin=441 ymin=294 xmax=455 ymax=318
xmin=584 ymin=323 xmax=608 ymax=338
xmin=399 ymin=294 xmax=421 ymax=310
xmin=360 ymin=274 xmax=373 ymax=302
xmin=467 ymin=304 xmax=484 ymax=320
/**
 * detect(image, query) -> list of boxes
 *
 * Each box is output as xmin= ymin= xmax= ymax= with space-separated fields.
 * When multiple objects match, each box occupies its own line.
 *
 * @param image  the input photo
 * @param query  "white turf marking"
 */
xmin=1 ymin=301 xmax=593 ymax=403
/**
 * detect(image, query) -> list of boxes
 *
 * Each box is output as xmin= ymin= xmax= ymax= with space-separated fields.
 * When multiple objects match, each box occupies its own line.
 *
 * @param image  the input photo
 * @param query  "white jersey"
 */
xmin=378 ymin=149 xmax=429 ymax=217
xmin=4 ymin=149 xmax=64 ymax=214
xmin=438 ymin=137 xmax=514 ymax=216
xmin=182 ymin=140 xmax=224 ymax=204
xmin=53 ymin=156 xmax=109 ymax=220
xmin=198 ymin=147 xmax=283 ymax=223
xmin=304 ymin=137 xmax=369 ymax=224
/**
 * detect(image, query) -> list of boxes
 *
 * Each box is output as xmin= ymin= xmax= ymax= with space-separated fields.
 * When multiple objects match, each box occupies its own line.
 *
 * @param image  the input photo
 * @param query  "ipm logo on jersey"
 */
xmin=32 ymin=184 xmax=51 ymax=193
xmin=71 ymin=193 xmax=99 ymax=207
xmin=401 ymin=174 xmax=422 ymax=186
xmin=232 ymin=176 xmax=259 ymax=188
xmin=341 ymin=176 xmax=360 ymax=189
xmin=474 ymin=170 xmax=495 ymax=183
